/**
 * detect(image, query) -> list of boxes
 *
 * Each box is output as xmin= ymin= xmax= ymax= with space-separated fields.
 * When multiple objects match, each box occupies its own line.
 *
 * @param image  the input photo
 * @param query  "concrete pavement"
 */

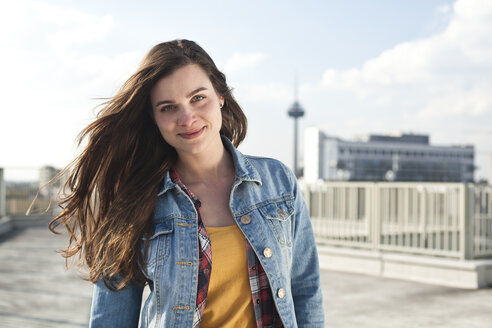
xmin=0 ymin=216 xmax=92 ymax=327
xmin=1 ymin=216 xmax=491 ymax=327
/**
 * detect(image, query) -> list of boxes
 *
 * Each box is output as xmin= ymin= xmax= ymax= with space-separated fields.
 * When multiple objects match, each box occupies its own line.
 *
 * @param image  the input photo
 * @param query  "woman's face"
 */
xmin=150 ymin=64 xmax=224 ymax=157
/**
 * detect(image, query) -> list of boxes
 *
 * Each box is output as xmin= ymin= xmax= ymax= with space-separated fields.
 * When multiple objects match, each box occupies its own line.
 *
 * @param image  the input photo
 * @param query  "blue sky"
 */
xmin=1 ymin=0 xmax=491 ymax=180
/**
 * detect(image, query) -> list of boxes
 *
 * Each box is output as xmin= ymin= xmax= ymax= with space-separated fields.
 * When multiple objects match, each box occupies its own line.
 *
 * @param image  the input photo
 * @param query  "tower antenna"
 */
xmin=287 ymin=76 xmax=305 ymax=177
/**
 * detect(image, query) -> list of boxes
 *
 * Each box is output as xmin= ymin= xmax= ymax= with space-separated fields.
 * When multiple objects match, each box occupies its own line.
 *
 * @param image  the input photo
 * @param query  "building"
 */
xmin=304 ymin=128 xmax=474 ymax=182
xmin=39 ymin=166 xmax=61 ymax=197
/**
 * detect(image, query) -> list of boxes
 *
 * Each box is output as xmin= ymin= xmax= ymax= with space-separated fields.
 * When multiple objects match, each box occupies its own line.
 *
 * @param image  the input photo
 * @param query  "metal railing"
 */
xmin=2 ymin=167 xmax=491 ymax=260
xmin=473 ymin=184 xmax=492 ymax=258
xmin=302 ymin=181 xmax=492 ymax=260
xmin=0 ymin=167 xmax=61 ymax=218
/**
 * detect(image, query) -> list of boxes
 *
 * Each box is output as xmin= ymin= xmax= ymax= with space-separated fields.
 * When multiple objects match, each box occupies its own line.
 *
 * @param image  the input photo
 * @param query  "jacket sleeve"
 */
xmin=287 ymin=167 xmax=325 ymax=327
xmin=89 ymin=278 xmax=144 ymax=328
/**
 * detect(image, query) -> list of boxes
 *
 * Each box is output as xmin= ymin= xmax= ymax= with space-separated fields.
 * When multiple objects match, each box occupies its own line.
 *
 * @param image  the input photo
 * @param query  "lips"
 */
xmin=178 ymin=127 xmax=205 ymax=139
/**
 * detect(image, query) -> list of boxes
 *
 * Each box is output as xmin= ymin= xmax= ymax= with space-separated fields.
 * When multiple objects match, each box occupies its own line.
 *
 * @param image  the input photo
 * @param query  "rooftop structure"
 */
xmin=304 ymin=128 xmax=475 ymax=182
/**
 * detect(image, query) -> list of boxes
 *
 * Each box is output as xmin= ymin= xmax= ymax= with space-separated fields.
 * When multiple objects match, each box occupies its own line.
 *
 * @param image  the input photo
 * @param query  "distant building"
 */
xmin=39 ymin=166 xmax=61 ymax=197
xmin=304 ymin=128 xmax=475 ymax=183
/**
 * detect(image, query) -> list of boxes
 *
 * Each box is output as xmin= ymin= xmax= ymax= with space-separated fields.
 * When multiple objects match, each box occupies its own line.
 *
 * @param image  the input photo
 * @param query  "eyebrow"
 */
xmin=154 ymin=87 xmax=208 ymax=108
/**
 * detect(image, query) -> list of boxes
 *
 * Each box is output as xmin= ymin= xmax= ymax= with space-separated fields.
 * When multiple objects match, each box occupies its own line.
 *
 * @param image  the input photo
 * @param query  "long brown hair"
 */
xmin=50 ymin=40 xmax=247 ymax=290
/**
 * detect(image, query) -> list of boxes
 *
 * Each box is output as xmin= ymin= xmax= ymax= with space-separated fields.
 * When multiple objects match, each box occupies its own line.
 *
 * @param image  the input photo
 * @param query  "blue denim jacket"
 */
xmin=90 ymin=137 xmax=324 ymax=328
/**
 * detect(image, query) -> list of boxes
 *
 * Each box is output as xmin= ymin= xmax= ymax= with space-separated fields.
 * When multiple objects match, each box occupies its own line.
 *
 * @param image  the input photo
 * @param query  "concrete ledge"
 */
xmin=9 ymin=213 xmax=53 ymax=224
xmin=0 ymin=214 xmax=54 ymax=238
xmin=0 ymin=216 xmax=13 ymax=237
xmin=317 ymin=245 xmax=492 ymax=289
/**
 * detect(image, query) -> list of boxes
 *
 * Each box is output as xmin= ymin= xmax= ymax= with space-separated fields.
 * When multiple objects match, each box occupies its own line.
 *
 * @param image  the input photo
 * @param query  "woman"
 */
xmin=50 ymin=39 xmax=324 ymax=327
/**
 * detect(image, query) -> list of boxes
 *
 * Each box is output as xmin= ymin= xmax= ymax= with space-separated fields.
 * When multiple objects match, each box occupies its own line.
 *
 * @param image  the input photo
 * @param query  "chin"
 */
xmin=174 ymin=141 xmax=207 ymax=156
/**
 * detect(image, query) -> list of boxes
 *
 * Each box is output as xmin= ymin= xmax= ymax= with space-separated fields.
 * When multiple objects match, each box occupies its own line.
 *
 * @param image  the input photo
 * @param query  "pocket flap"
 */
xmin=258 ymin=200 xmax=295 ymax=221
xmin=147 ymin=220 xmax=174 ymax=239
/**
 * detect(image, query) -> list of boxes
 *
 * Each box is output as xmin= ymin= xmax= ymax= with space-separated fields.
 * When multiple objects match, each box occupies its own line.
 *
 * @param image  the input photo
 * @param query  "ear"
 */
xmin=219 ymin=95 xmax=225 ymax=108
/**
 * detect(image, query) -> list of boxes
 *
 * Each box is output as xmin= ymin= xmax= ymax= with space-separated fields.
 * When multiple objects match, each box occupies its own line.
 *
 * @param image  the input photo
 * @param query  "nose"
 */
xmin=177 ymin=105 xmax=197 ymax=127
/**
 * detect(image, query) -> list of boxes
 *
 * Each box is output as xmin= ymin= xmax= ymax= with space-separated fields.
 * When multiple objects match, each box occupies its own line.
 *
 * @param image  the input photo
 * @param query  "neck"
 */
xmin=175 ymin=137 xmax=235 ymax=184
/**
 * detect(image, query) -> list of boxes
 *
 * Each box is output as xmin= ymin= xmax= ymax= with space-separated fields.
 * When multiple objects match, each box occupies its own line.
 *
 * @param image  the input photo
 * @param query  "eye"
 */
xmin=159 ymin=104 xmax=176 ymax=112
xmin=191 ymin=95 xmax=205 ymax=102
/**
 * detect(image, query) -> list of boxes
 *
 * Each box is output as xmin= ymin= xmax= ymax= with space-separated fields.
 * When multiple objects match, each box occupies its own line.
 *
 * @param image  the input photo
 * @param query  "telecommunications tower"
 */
xmin=287 ymin=80 xmax=305 ymax=177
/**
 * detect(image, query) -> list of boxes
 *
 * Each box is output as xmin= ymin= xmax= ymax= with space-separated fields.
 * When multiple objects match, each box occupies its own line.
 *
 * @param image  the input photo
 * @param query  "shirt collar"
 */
xmin=158 ymin=135 xmax=261 ymax=196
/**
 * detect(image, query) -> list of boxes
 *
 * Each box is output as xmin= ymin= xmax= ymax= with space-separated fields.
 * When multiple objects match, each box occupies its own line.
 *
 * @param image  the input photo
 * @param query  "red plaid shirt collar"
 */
xmin=170 ymin=168 xmax=282 ymax=328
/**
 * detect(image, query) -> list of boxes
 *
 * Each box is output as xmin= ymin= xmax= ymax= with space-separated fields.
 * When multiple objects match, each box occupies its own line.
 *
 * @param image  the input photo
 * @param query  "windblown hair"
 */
xmin=49 ymin=40 xmax=247 ymax=290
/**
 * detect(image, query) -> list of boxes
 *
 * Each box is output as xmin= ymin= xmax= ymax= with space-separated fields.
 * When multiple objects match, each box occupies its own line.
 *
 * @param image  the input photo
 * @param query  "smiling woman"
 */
xmin=49 ymin=39 xmax=324 ymax=328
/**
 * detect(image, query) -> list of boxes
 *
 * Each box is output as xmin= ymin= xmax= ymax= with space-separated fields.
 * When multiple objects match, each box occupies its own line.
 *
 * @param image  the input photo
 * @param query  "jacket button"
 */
xmin=263 ymin=248 xmax=272 ymax=258
xmin=241 ymin=215 xmax=251 ymax=225
xmin=277 ymin=288 xmax=286 ymax=299
xmin=277 ymin=209 xmax=287 ymax=217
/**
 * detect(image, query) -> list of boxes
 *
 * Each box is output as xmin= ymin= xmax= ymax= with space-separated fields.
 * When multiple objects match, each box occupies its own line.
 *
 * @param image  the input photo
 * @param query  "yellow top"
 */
xmin=200 ymin=224 xmax=256 ymax=328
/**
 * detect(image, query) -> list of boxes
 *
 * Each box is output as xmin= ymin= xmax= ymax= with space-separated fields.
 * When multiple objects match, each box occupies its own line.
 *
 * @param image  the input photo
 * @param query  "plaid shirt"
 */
xmin=170 ymin=169 xmax=283 ymax=328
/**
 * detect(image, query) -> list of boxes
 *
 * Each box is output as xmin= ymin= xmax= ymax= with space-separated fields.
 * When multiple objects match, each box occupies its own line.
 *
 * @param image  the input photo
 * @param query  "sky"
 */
xmin=1 ymin=0 xmax=491 ymax=181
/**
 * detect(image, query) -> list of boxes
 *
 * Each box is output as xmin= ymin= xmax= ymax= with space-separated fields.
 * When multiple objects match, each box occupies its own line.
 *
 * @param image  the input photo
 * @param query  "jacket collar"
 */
xmin=158 ymin=135 xmax=261 ymax=196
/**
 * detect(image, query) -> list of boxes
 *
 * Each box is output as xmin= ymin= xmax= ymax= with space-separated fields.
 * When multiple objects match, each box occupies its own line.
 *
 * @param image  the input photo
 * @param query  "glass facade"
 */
xmin=304 ymin=128 xmax=475 ymax=182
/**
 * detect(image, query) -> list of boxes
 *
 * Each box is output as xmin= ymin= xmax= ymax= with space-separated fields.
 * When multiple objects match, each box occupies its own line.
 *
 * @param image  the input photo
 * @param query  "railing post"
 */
xmin=460 ymin=183 xmax=474 ymax=260
xmin=371 ymin=183 xmax=380 ymax=251
xmin=0 ymin=168 xmax=5 ymax=217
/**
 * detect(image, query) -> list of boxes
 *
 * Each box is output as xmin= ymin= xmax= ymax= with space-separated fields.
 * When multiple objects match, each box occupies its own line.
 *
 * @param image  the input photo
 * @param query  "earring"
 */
xmin=220 ymin=103 xmax=224 ymax=109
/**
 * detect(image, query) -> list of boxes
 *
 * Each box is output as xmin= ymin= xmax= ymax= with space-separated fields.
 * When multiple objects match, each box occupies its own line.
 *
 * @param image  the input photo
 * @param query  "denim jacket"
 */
xmin=89 ymin=136 xmax=324 ymax=328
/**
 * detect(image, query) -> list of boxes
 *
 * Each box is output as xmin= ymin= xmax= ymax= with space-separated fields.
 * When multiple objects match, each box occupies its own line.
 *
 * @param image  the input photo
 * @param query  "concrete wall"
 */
xmin=317 ymin=244 xmax=492 ymax=289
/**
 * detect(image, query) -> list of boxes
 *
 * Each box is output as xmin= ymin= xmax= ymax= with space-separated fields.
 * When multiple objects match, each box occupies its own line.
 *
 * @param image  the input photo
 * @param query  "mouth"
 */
xmin=178 ymin=127 xmax=205 ymax=139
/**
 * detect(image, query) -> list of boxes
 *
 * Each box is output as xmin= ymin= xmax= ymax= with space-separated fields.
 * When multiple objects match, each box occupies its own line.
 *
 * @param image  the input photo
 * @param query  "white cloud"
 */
xmin=223 ymin=52 xmax=266 ymax=73
xmin=319 ymin=0 xmax=492 ymax=121
xmin=234 ymin=82 xmax=291 ymax=102
xmin=0 ymin=0 xmax=137 ymax=102
xmin=313 ymin=0 xmax=492 ymax=180
xmin=418 ymin=81 xmax=492 ymax=119
xmin=0 ymin=0 xmax=114 ymax=54
xmin=0 ymin=0 xmax=139 ymax=168
xmin=437 ymin=4 xmax=452 ymax=14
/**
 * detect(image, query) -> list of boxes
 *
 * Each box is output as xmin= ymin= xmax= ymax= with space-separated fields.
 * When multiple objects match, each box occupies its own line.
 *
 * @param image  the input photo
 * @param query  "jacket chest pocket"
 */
xmin=142 ymin=219 xmax=174 ymax=279
xmin=258 ymin=199 xmax=295 ymax=247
